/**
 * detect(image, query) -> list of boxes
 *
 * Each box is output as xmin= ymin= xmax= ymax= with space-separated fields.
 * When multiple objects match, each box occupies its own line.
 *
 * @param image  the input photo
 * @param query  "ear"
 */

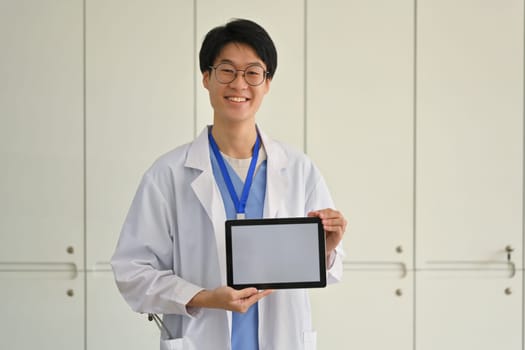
xmin=202 ymin=71 xmax=210 ymax=90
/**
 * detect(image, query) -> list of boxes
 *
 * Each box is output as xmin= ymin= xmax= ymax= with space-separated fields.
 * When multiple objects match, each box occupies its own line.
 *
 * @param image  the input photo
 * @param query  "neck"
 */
xmin=211 ymin=121 xmax=258 ymax=159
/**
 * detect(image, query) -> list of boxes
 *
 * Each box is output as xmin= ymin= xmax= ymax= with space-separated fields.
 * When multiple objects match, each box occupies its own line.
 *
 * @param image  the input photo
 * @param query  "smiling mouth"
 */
xmin=226 ymin=96 xmax=249 ymax=103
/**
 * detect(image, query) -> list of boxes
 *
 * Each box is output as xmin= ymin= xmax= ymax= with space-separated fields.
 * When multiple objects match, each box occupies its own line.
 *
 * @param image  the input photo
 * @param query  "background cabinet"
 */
xmin=310 ymin=271 xmax=413 ymax=350
xmin=307 ymin=2 xmax=414 ymax=347
xmin=0 ymin=273 xmax=84 ymax=349
xmin=85 ymin=0 xmax=195 ymax=271
xmin=0 ymin=2 xmax=84 ymax=347
xmin=307 ymin=0 xmax=414 ymax=265
xmin=416 ymin=271 xmax=522 ymax=350
xmin=416 ymin=0 xmax=523 ymax=266
xmin=0 ymin=0 xmax=84 ymax=266
xmin=86 ymin=271 xmax=158 ymax=349
xmin=415 ymin=1 xmax=523 ymax=348
xmin=0 ymin=1 xmax=523 ymax=349
xmin=84 ymin=2 xmax=194 ymax=348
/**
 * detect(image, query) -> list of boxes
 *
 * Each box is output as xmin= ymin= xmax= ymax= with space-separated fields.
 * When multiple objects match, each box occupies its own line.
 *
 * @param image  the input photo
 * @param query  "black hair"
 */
xmin=199 ymin=18 xmax=277 ymax=79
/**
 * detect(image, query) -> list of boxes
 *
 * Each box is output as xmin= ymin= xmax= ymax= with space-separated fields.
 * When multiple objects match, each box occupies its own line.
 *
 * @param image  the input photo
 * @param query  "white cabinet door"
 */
xmin=307 ymin=0 xmax=414 ymax=263
xmin=308 ymin=4 xmax=414 ymax=347
xmin=416 ymin=2 xmax=523 ymax=348
xmin=0 ymin=0 xmax=83 ymax=266
xmin=87 ymin=271 xmax=159 ymax=350
xmin=0 ymin=271 xmax=83 ymax=350
xmin=416 ymin=0 xmax=523 ymax=265
xmin=195 ymin=0 xmax=305 ymax=150
xmin=310 ymin=270 xmax=413 ymax=350
xmin=416 ymin=271 xmax=522 ymax=350
xmin=86 ymin=0 xmax=195 ymax=270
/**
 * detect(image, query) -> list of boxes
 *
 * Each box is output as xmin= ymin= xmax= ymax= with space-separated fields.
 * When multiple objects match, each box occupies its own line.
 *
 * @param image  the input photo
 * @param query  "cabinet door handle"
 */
xmin=343 ymin=261 xmax=408 ymax=278
xmin=425 ymin=260 xmax=516 ymax=278
xmin=426 ymin=246 xmax=517 ymax=278
xmin=505 ymin=245 xmax=514 ymax=261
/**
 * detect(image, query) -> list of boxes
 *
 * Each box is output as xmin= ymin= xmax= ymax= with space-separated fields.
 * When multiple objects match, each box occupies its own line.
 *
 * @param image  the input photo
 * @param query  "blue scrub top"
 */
xmin=210 ymin=145 xmax=267 ymax=350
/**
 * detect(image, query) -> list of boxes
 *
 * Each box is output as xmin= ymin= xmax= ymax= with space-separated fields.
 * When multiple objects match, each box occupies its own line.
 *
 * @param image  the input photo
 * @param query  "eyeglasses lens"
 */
xmin=214 ymin=63 xmax=265 ymax=86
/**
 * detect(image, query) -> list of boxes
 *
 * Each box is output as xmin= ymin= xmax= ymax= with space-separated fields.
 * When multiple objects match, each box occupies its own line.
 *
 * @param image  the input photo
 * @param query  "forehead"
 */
xmin=215 ymin=42 xmax=265 ymax=67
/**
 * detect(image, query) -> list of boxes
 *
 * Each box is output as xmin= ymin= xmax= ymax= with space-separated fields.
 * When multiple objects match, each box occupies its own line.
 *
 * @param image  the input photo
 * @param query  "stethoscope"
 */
xmin=148 ymin=313 xmax=174 ymax=339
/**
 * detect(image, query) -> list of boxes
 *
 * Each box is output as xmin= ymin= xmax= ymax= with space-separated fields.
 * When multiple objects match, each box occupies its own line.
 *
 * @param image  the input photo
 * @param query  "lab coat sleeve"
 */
xmin=111 ymin=172 xmax=203 ymax=317
xmin=304 ymin=163 xmax=345 ymax=284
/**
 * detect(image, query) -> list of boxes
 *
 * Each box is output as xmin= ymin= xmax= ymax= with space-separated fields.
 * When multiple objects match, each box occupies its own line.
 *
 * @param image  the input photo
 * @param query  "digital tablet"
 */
xmin=225 ymin=217 xmax=326 ymax=290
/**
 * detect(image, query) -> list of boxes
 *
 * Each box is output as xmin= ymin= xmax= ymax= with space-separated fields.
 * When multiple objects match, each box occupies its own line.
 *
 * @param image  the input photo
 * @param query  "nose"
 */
xmin=229 ymin=70 xmax=248 ymax=88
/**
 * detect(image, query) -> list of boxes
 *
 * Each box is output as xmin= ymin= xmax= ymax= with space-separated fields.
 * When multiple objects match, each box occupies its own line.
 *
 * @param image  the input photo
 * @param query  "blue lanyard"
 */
xmin=208 ymin=128 xmax=261 ymax=219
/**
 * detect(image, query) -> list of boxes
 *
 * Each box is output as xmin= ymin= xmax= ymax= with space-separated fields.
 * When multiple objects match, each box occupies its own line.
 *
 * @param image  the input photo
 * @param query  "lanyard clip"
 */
xmin=236 ymin=213 xmax=246 ymax=219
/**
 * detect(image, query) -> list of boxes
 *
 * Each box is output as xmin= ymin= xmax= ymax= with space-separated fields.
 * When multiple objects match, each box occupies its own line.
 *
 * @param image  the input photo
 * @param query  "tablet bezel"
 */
xmin=225 ymin=217 xmax=326 ymax=290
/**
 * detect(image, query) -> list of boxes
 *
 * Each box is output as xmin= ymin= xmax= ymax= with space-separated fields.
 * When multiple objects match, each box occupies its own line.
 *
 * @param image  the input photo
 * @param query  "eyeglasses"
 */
xmin=209 ymin=63 xmax=269 ymax=86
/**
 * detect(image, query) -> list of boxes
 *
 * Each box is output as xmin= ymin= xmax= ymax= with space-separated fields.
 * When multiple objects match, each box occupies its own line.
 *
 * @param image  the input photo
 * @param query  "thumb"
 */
xmin=236 ymin=287 xmax=258 ymax=299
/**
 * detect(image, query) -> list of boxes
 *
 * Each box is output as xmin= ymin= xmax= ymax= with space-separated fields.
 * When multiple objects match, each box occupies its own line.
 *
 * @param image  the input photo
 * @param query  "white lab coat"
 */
xmin=111 ymin=126 xmax=344 ymax=350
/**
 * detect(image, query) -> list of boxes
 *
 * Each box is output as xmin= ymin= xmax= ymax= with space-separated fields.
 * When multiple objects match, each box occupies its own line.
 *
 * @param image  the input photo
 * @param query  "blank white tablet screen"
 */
xmin=230 ymin=222 xmax=321 ymax=284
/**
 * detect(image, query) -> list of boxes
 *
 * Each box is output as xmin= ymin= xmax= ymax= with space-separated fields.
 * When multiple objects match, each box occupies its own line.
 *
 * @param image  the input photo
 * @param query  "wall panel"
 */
xmin=416 ymin=270 xmax=522 ymax=349
xmin=0 ymin=0 xmax=84 ymax=266
xmin=87 ymin=271 xmax=158 ymax=349
xmin=86 ymin=0 xmax=195 ymax=269
xmin=416 ymin=0 xmax=523 ymax=265
xmin=415 ymin=1 xmax=524 ymax=348
xmin=307 ymin=0 xmax=414 ymax=264
xmin=311 ymin=270 xmax=413 ymax=350
xmin=0 ymin=271 xmax=84 ymax=349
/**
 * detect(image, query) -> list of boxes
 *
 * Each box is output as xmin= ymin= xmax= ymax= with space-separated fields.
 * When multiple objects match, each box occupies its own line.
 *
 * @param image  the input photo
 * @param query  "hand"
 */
xmin=188 ymin=286 xmax=273 ymax=313
xmin=308 ymin=208 xmax=347 ymax=255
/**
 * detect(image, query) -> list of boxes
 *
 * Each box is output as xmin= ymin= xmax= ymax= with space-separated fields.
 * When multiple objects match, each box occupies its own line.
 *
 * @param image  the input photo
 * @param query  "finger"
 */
xmin=236 ymin=287 xmax=259 ymax=299
xmin=258 ymin=289 xmax=274 ymax=298
xmin=321 ymin=209 xmax=343 ymax=220
xmin=322 ymin=218 xmax=346 ymax=231
xmin=324 ymin=225 xmax=344 ymax=234
xmin=313 ymin=209 xmax=342 ymax=220
xmin=245 ymin=289 xmax=274 ymax=305
xmin=308 ymin=210 xmax=337 ymax=221
xmin=308 ymin=209 xmax=347 ymax=232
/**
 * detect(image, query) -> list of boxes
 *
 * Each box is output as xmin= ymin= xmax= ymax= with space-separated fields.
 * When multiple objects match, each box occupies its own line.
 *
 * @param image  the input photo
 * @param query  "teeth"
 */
xmin=227 ymin=97 xmax=247 ymax=102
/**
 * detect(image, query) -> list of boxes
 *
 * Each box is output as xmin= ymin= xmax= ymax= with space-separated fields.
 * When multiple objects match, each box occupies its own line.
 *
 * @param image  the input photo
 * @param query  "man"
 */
xmin=111 ymin=18 xmax=347 ymax=350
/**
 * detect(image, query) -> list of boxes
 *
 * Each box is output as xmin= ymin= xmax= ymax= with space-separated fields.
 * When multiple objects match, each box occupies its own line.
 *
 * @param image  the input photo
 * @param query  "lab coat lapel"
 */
xmin=185 ymin=127 xmax=228 ymax=286
xmin=259 ymin=129 xmax=288 ymax=218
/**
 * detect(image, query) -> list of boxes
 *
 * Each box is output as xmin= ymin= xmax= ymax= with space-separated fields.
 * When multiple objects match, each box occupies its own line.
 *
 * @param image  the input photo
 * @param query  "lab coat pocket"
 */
xmin=160 ymin=337 xmax=185 ymax=350
xmin=303 ymin=330 xmax=317 ymax=350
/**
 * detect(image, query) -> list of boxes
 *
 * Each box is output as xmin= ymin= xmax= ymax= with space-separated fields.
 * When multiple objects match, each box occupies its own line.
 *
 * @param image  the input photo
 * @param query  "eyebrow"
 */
xmin=217 ymin=59 xmax=265 ymax=68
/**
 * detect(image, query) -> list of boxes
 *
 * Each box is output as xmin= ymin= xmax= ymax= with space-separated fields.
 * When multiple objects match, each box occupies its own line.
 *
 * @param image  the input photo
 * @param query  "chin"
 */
xmin=224 ymin=113 xmax=254 ymax=123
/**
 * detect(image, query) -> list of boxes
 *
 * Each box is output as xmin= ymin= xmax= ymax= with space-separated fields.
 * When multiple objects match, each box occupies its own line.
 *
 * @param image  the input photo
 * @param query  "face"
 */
xmin=203 ymin=42 xmax=271 ymax=125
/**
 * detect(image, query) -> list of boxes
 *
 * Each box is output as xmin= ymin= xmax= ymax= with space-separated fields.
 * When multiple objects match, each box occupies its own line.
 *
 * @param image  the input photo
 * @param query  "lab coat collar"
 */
xmin=185 ymin=124 xmax=290 ymax=227
xmin=185 ymin=126 xmax=230 ymax=332
xmin=185 ymin=126 xmax=228 ymax=284
xmin=258 ymin=128 xmax=288 ymax=218
xmin=185 ymin=125 xmax=212 ymax=171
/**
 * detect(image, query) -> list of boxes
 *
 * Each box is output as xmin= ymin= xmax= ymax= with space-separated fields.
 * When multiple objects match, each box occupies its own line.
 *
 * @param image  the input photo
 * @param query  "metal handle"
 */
xmin=426 ymin=246 xmax=516 ymax=278
xmin=506 ymin=245 xmax=514 ymax=261
xmin=343 ymin=261 xmax=408 ymax=279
